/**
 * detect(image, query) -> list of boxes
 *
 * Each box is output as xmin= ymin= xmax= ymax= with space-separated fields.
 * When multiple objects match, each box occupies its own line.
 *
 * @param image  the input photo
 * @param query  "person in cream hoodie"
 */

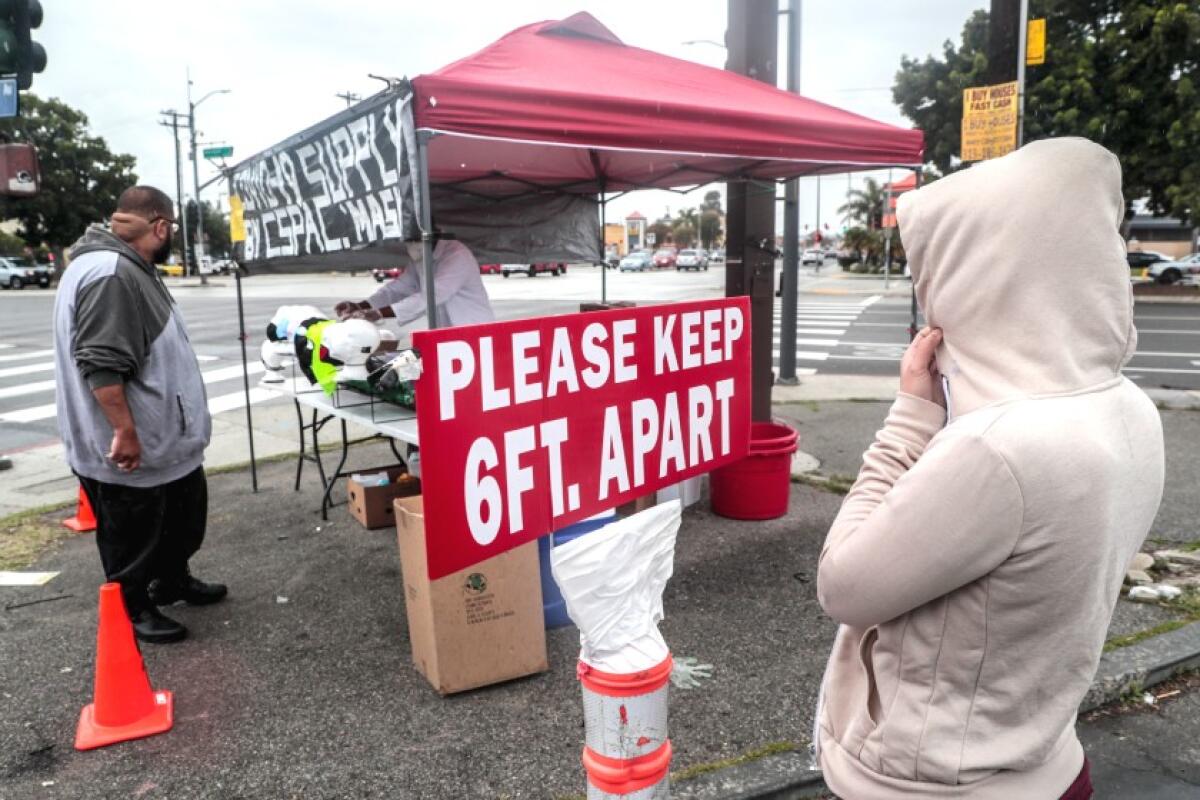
xmin=814 ymin=138 xmax=1165 ymax=799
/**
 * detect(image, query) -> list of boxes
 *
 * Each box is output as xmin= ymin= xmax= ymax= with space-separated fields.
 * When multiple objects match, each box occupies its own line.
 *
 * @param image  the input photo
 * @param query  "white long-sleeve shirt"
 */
xmin=366 ymin=240 xmax=495 ymax=328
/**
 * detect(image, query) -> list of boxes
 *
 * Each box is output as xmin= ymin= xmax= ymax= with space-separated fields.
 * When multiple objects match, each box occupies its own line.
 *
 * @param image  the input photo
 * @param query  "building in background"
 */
xmin=1127 ymin=215 xmax=1197 ymax=260
xmin=624 ymin=211 xmax=647 ymax=253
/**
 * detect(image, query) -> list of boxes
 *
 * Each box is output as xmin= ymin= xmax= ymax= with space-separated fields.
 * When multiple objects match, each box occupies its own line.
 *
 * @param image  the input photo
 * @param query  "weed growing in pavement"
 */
xmin=0 ymin=501 xmax=76 ymax=571
xmin=1082 ymin=670 xmax=1200 ymax=721
xmin=793 ymin=473 xmax=855 ymax=495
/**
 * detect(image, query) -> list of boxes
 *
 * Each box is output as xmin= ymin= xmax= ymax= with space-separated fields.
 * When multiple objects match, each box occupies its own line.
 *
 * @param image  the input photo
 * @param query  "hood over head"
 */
xmin=897 ymin=137 xmax=1135 ymax=416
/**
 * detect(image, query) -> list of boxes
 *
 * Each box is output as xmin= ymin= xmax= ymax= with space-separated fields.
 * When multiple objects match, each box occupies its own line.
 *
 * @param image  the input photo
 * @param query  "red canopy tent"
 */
xmin=411 ymin=12 xmax=923 ymax=197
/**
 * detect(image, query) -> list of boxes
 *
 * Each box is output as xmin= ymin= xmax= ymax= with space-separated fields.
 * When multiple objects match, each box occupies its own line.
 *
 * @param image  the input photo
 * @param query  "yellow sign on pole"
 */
xmin=961 ymin=81 xmax=1018 ymax=162
xmin=1027 ymin=18 xmax=1046 ymax=66
xmin=229 ymin=195 xmax=246 ymax=243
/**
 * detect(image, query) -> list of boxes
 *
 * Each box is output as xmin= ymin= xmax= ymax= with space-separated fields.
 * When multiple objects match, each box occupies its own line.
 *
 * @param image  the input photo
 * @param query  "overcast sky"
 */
xmin=38 ymin=0 xmax=984 ymax=232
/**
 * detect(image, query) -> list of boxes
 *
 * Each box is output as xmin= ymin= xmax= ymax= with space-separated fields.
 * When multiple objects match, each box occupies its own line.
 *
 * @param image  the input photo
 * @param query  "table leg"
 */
xmin=293 ymin=400 xmax=306 ymax=491
xmin=320 ymin=418 xmax=351 ymax=521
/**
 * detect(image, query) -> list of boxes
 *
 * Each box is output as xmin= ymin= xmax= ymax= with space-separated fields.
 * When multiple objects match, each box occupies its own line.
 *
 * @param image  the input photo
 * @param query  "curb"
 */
xmin=685 ymin=625 xmax=1200 ymax=799
xmin=1081 ymin=620 xmax=1200 ymax=713
xmin=674 ymin=751 xmax=830 ymax=799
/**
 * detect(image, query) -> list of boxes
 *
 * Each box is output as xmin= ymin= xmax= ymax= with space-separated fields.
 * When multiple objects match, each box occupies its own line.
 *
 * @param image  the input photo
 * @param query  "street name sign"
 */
xmin=203 ymin=145 xmax=234 ymax=160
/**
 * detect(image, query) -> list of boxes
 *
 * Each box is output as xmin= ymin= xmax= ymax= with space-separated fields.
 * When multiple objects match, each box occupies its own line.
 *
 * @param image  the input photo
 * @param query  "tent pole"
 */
xmin=235 ymin=268 xmax=259 ymax=492
xmin=777 ymin=0 xmax=802 ymax=386
xmin=909 ymin=168 xmax=923 ymax=341
xmin=417 ymin=132 xmax=438 ymax=330
xmin=600 ymin=181 xmax=607 ymax=304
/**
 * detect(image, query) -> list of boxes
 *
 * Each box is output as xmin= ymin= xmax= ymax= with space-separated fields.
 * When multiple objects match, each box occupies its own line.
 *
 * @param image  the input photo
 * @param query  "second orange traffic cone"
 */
xmin=63 ymin=486 xmax=97 ymax=533
xmin=75 ymin=583 xmax=174 ymax=750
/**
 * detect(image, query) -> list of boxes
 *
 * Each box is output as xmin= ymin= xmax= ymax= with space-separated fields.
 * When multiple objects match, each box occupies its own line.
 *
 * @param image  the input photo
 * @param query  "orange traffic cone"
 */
xmin=75 ymin=583 xmax=173 ymax=750
xmin=63 ymin=487 xmax=97 ymax=533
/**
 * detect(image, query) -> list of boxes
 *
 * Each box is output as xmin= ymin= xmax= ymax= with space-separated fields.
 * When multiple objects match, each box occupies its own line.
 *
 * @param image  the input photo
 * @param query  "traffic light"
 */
xmin=0 ymin=1 xmax=45 ymax=90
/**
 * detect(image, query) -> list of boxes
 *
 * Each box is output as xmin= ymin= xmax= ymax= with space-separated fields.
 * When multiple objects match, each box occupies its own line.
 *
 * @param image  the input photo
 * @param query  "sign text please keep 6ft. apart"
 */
xmin=412 ymin=297 xmax=751 ymax=579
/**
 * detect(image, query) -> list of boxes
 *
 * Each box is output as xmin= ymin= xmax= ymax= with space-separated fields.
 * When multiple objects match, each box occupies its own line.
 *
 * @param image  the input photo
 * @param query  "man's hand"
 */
xmin=348 ymin=307 xmax=383 ymax=323
xmin=334 ymin=300 xmax=368 ymax=320
xmin=108 ymin=426 xmax=141 ymax=472
xmin=900 ymin=326 xmax=946 ymax=407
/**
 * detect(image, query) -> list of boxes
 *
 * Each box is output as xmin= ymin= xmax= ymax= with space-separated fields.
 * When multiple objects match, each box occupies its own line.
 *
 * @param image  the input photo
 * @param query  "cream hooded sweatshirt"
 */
xmin=815 ymin=138 xmax=1165 ymax=799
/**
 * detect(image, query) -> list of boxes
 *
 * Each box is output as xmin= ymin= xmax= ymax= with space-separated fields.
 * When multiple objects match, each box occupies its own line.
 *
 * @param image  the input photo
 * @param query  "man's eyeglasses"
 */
xmin=148 ymin=215 xmax=180 ymax=234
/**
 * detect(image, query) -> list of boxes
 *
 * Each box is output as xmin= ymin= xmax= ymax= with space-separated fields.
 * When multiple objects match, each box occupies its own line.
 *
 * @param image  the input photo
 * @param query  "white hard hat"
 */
xmin=321 ymin=319 xmax=382 ymax=381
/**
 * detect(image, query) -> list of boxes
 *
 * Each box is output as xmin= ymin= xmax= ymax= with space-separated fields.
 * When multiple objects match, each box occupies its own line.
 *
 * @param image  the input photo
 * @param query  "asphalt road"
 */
xmin=773 ymin=293 xmax=1200 ymax=391
xmin=1 ymin=264 xmax=1198 ymax=457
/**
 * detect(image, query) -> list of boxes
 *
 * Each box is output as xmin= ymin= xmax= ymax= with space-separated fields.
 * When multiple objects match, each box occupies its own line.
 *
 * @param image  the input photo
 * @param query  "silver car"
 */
xmin=675 ymin=249 xmax=708 ymax=271
xmin=1148 ymin=253 xmax=1200 ymax=285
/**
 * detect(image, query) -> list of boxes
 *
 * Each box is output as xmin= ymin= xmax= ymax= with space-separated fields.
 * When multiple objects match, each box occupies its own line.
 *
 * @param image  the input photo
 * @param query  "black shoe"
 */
xmin=148 ymin=575 xmax=228 ymax=606
xmin=130 ymin=607 xmax=188 ymax=644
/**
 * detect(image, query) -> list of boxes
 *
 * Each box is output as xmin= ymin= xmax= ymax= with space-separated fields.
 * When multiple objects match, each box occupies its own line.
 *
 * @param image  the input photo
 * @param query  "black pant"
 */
xmin=77 ymin=467 xmax=208 ymax=614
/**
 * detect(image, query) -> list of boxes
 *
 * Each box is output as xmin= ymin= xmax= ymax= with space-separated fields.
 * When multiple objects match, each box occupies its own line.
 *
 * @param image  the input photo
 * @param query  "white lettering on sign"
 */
xmin=654 ymin=314 xmax=678 ymax=375
xmin=540 ymin=418 xmax=570 ymax=516
xmin=581 ymin=323 xmax=611 ymax=389
xmin=465 ymin=437 xmax=501 ymax=545
xmin=612 ymin=319 xmax=638 ymax=383
xmin=503 ymin=426 xmax=536 ymax=533
xmin=512 ymin=331 xmax=543 ymax=404
xmin=479 ymin=337 xmax=511 ymax=411
xmin=688 ymin=384 xmax=714 ymax=465
xmin=437 ymin=340 xmax=475 ymax=421
xmin=630 ymin=398 xmax=660 ymax=487
xmin=659 ymin=392 xmax=686 ymax=478
xmin=547 ymin=327 xmax=580 ymax=397
xmin=599 ymin=405 xmax=631 ymax=500
xmin=680 ymin=311 xmax=702 ymax=369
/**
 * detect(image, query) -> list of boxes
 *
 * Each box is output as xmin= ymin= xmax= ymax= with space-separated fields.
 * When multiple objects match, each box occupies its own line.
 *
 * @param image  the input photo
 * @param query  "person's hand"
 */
xmin=900 ymin=326 xmax=945 ymax=407
xmin=334 ymin=300 xmax=365 ymax=320
xmin=348 ymin=307 xmax=383 ymax=323
xmin=108 ymin=427 xmax=141 ymax=472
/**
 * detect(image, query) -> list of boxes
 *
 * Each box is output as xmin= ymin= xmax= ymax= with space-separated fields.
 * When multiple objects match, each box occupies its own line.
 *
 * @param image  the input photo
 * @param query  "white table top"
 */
xmin=259 ymin=376 xmax=420 ymax=445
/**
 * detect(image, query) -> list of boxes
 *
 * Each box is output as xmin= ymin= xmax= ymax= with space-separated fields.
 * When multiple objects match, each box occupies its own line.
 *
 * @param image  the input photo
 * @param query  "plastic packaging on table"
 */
xmin=350 ymin=472 xmax=390 ymax=487
xmin=551 ymin=500 xmax=681 ymax=674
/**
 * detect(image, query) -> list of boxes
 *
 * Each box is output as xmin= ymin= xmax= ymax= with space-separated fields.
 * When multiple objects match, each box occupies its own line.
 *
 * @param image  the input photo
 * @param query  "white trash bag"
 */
xmin=551 ymin=500 xmax=681 ymax=674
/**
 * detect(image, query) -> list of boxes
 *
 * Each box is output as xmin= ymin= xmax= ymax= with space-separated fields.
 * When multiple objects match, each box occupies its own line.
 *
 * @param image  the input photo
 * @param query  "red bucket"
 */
xmin=710 ymin=422 xmax=799 ymax=520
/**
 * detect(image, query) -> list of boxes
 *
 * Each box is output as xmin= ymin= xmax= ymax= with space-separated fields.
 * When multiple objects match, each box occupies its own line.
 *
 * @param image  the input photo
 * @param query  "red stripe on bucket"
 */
xmin=584 ymin=740 xmax=673 ymax=794
xmin=577 ymin=656 xmax=674 ymax=698
xmin=710 ymin=421 xmax=799 ymax=520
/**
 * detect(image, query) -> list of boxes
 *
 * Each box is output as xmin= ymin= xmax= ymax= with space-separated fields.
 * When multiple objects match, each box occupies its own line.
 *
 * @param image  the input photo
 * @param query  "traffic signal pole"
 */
xmin=159 ymin=111 xmax=191 ymax=276
xmin=726 ymin=0 xmax=778 ymax=421
xmin=777 ymin=0 xmax=802 ymax=386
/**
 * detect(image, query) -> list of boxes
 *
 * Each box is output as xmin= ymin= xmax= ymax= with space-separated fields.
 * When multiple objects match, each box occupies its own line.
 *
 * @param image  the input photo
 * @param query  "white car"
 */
xmin=1148 ymin=253 xmax=1200 ymax=285
xmin=801 ymin=248 xmax=827 ymax=266
xmin=675 ymin=249 xmax=707 ymax=271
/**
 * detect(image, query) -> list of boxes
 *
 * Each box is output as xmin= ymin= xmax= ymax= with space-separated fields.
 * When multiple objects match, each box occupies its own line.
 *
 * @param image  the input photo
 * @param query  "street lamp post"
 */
xmin=187 ymin=71 xmax=230 ymax=284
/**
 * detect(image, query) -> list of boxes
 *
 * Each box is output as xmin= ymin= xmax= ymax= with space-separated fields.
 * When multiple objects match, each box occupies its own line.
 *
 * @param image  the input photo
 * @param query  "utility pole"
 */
xmin=335 ymin=91 xmax=361 ymax=108
xmin=987 ymin=0 xmax=1028 ymax=150
xmin=186 ymin=69 xmax=231 ymax=285
xmin=159 ymin=109 xmax=189 ymax=273
xmin=726 ymin=0 xmax=778 ymax=421
xmin=1015 ymin=0 xmax=1029 ymax=147
xmin=777 ymin=0 xmax=802 ymax=385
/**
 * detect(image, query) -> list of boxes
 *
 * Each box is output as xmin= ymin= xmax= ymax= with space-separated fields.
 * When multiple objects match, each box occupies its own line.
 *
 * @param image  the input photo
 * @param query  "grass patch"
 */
xmin=0 ymin=501 xmax=76 ymax=571
xmin=1177 ymin=540 xmax=1200 ymax=553
xmin=1104 ymin=619 xmax=1192 ymax=653
xmin=793 ymin=472 xmax=855 ymax=495
xmin=845 ymin=397 xmax=886 ymax=404
xmin=672 ymin=740 xmax=801 ymax=783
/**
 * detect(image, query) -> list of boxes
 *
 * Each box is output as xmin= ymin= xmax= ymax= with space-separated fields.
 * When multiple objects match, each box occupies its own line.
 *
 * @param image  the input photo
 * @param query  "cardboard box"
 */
xmin=347 ymin=468 xmax=421 ymax=529
xmin=394 ymin=496 xmax=548 ymax=694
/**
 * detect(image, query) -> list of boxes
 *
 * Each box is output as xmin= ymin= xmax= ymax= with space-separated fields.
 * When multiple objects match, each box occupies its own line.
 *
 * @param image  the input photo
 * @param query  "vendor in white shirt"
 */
xmin=334 ymin=239 xmax=495 ymax=328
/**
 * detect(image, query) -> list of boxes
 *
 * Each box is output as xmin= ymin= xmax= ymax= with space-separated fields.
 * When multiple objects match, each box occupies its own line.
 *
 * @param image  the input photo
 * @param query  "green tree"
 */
xmin=838 ymin=178 xmax=888 ymax=230
xmin=700 ymin=209 xmax=723 ymax=249
xmin=646 ymin=215 xmax=672 ymax=249
xmin=0 ymin=95 xmax=138 ymax=251
xmin=184 ymin=199 xmax=231 ymax=260
xmin=700 ymin=189 xmax=723 ymax=212
xmin=892 ymin=2 xmax=1200 ymax=222
xmin=0 ymin=228 xmax=25 ymax=256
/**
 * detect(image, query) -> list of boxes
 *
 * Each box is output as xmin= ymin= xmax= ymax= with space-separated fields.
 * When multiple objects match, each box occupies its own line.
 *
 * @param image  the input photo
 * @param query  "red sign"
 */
xmin=413 ymin=297 xmax=752 ymax=579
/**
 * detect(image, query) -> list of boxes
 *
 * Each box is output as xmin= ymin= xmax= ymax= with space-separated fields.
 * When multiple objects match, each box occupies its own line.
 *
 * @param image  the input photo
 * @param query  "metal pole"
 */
xmin=909 ymin=170 xmax=924 ymax=340
xmin=235 ymin=268 xmax=258 ymax=492
xmin=187 ymin=71 xmax=208 ymax=286
xmin=1016 ymin=0 xmax=1029 ymax=147
xmin=600 ymin=181 xmax=608 ymax=304
xmin=777 ymin=0 xmax=802 ymax=385
xmin=883 ymin=168 xmax=893 ymax=290
xmin=416 ymin=132 xmax=438 ymax=330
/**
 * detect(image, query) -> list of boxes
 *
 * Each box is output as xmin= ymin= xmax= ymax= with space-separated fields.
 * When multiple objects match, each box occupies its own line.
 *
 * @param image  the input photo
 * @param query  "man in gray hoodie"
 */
xmin=54 ymin=185 xmax=225 ymax=644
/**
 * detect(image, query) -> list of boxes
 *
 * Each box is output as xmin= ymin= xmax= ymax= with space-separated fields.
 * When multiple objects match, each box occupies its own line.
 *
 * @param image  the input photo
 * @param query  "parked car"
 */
xmin=652 ymin=248 xmax=677 ymax=269
xmin=801 ymin=248 xmax=828 ymax=267
xmin=372 ymin=266 xmax=404 ymax=282
xmin=619 ymin=251 xmax=653 ymax=272
xmin=1148 ymin=253 xmax=1200 ymax=285
xmin=676 ymin=249 xmax=707 ymax=271
xmin=501 ymin=263 xmax=566 ymax=278
xmin=0 ymin=256 xmax=51 ymax=288
xmin=709 ymin=249 xmax=725 ymax=264
xmin=1126 ymin=250 xmax=1171 ymax=271
xmin=479 ymin=263 xmax=503 ymax=275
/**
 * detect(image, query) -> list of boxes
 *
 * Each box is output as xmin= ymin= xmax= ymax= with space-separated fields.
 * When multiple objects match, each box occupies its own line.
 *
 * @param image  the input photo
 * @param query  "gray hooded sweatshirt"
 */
xmin=53 ymin=226 xmax=211 ymax=488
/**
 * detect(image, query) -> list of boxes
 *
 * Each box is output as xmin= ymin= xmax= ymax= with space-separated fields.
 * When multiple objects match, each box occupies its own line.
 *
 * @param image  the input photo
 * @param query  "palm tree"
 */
xmin=838 ymin=178 xmax=887 ymax=230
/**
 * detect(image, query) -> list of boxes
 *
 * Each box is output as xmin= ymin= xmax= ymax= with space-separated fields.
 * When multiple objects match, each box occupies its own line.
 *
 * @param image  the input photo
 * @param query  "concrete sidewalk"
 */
xmin=3 ymin=397 xmax=1199 ymax=798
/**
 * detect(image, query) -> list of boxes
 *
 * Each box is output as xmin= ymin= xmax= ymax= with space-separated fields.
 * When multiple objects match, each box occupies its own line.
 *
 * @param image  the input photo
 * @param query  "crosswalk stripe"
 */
xmin=771 ymin=338 xmax=840 ymax=347
xmin=794 ymin=328 xmax=847 ymax=336
xmin=0 ymin=348 xmax=55 ymax=363
xmin=206 ymin=387 xmax=277 ymax=414
xmin=0 ymin=378 xmax=55 ymax=400
xmin=0 ymin=361 xmax=54 ymax=379
xmin=0 ymin=363 xmax=267 ymax=424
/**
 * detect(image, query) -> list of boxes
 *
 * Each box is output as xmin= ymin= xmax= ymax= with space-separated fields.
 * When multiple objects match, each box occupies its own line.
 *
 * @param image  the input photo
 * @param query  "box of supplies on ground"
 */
xmin=393 ymin=496 xmax=548 ymax=694
xmin=347 ymin=468 xmax=420 ymax=529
